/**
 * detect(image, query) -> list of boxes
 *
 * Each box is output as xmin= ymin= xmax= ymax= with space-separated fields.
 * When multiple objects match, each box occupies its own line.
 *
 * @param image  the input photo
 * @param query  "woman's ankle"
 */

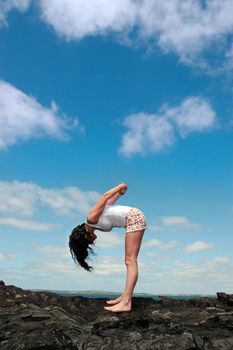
xmin=122 ymin=294 xmax=132 ymax=304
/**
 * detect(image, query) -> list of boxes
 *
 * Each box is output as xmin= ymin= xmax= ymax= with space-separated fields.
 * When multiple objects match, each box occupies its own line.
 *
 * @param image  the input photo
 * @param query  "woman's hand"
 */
xmin=119 ymin=183 xmax=128 ymax=195
xmin=103 ymin=183 xmax=127 ymax=201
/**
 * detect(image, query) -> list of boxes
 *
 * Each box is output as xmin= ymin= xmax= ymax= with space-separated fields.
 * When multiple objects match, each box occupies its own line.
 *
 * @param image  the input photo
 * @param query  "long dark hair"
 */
xmin=69 ymin=223 xmax=97 ymax=272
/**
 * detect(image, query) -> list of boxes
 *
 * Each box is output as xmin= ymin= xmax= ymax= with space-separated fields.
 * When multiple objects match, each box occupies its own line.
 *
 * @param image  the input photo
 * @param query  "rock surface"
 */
xmin=0 ymin=280 xmax=233 ymax=349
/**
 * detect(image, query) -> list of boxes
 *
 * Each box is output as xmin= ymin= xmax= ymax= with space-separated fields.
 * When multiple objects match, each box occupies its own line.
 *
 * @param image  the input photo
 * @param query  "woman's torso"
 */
xmin=86 ymin=205 xmax=133 ymax=232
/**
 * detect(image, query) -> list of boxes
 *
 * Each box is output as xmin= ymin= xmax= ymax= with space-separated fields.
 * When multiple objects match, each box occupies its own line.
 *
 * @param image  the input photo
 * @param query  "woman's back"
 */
xmin=87 ymin=204 xmax=133 ymax=231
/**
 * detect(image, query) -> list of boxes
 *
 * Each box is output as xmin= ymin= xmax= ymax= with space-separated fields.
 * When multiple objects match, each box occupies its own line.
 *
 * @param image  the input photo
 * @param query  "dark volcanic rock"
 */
xmin=0 ymin=280 xmax=233 ymax=349
xmin=217 ymin=292 xmax=233 ymax=306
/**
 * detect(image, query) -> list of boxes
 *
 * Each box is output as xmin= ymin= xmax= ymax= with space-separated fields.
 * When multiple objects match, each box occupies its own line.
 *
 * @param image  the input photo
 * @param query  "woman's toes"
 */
xmin=104 ymin=306 xmax=113 ymax=311
xmin=104 ymin=299 xmax=132 ymax=313
xmin=106 ymin=296 xmax=122 ymax=304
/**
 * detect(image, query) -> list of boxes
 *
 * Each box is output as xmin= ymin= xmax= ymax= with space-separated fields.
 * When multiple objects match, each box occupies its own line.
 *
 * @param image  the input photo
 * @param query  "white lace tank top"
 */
xmin=86 ymin=205 xmax=132 ymax=232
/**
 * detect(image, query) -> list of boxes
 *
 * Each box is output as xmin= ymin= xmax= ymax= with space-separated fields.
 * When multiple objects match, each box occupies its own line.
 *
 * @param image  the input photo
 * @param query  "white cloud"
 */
xmin=36 ymin=186 xmax=99 ymax=216
xmin=0 ymin=217 xmax=58 ymax=231
xmin=37 ymin=246 xmax=69 ymax=258
xmin=184 ymin=240 xmax=214 ymax=252
xmin=143 ymin=239 xmax=179 ymax=251
xmin=1 ymin=249 xmax=232 ymax=293
xmin=27 ymin=255 xmax=127 ymax=277
xmin=149 ymin=223 xmax=162 ymax=232
xmin=225 ymin=44 xmax=233 ymax=70
xmin=119 ymin=96 xmax=216 ymax=157
xmin=139 ymin=255 xmax=233 ymax=294
xmin=160 ymin=216 xmax=200 ymax=230
xmin=165 ymin=97 xmax=217 ymax=137
xmin=170 ymin=256 xmax=232 ymax=290
xmin=2 ymin=1 xmax=233 ymax=70
xmin=0 ymin=80 xmax=83 ymax=150
xmin=92 ymin=256 xmax=125 ymax=275
xmin=38 ymin=0 xmax=233 ymax=68
xmin=145 ymin=252 xmax=156 ymax=257
xmin=0 ymin=180 xmax=36 ymax=216
xmin=28 ymin=261 xmax=77 ymax=276
xmin=138 ymin=0 xmax=233 ymax=66
xmin=37 ymin=231 xmax=123 ymax=263
xmin=211 ymin=256 xmax=230 ymax=264
xmin=95 ymin=231 xmax=123 ymax=248
xmin=0 ymin=179 xmax=100 ymax=217
xmin=0 ymin=0 xmax=30 ymax=26
xmin=0 ymin=251 xmax=15 ymax=261
xmin=119 ymin=113 xmax=175 ymax=157
xmin=39 ymin=0 xmax=137 ymax=40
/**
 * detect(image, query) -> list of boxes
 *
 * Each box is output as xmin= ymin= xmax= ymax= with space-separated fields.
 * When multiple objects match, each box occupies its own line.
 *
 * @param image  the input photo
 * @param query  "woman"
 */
xmin=69 ymin=183 xmax=147 ymax=313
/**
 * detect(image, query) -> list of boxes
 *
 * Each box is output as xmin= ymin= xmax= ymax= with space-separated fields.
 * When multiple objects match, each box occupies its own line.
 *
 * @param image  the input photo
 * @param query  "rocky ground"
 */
xmin=0 ymin=280 xmax=233 ymax=349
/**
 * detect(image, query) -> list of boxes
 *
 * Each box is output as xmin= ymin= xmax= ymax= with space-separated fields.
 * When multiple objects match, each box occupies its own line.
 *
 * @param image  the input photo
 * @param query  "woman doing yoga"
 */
xmin=69 ymin=183 xmax=147 ymax=313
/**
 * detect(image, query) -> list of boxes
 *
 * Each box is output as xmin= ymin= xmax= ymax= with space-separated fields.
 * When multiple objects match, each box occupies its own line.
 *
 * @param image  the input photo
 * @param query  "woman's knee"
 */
xmin=124 ymin=256 xmax=138 ymax=266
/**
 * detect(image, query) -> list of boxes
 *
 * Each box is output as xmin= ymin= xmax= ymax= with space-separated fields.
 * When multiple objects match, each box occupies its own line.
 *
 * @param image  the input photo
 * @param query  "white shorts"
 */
xmin=125 ymin=208 xmax=147 ymax=233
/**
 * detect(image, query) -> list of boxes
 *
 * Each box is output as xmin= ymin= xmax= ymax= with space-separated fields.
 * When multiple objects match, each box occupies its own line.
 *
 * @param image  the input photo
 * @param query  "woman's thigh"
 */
xmin=125 ymin=229 xmax=145 ymax=260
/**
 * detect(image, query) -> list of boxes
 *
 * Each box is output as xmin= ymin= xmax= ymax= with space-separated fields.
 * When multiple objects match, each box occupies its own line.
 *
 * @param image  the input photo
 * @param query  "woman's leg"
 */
xmin=104 ymin=229 xmax=145 ymax=311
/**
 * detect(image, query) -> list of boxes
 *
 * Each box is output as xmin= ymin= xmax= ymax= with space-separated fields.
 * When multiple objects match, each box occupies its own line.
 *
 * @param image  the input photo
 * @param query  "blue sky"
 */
xmin=0 ymin=0 xmax=232 ymax=294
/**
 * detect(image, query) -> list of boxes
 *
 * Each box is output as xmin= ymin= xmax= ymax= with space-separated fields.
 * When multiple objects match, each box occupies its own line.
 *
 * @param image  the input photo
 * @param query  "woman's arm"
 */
xmin=104 ymin=183 xmax=127 ymax=199
xmin=106 ymin=184 xmax=128 ymax=205
xmin=106 ymin=192 xmax=122 ymax=205
xmin=87 ymin=183 xmax=127 ymax=224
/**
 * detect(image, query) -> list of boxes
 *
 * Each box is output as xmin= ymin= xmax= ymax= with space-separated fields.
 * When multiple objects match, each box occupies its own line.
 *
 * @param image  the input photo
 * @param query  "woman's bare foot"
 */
xmin=104 ymin=296 xmax=132 ymax=313
xmin=106 ymin=295 xmax=123 ymax=305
